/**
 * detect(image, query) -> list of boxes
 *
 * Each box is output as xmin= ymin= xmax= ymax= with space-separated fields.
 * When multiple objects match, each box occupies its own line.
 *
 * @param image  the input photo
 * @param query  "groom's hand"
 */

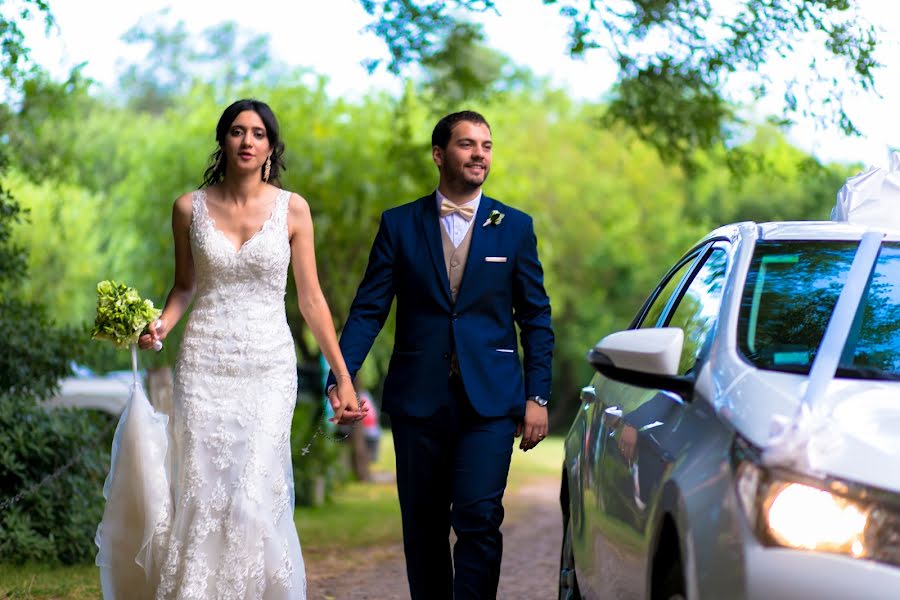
xmin=517 ymin=402 xmax=548 ymax=452
xmin=328 ymin=384 xmax=368 ymax=425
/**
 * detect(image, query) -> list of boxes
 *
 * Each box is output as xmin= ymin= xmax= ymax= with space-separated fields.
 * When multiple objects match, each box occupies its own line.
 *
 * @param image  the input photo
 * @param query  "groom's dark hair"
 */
xmin=432 ymin=111 xmax=491 ymax=150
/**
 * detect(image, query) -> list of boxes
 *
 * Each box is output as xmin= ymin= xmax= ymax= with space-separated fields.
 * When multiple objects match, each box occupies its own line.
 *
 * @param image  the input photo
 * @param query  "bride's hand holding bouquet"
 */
xmin=137 ymin=319 xmax=166 ymax=352
xmin=90 ymin=280 xmax=164 ymax=352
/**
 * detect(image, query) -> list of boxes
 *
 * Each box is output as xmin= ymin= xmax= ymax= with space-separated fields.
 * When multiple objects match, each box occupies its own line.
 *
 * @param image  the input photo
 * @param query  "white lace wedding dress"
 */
xmin=96 ymin=188 xmax=306 ymax=599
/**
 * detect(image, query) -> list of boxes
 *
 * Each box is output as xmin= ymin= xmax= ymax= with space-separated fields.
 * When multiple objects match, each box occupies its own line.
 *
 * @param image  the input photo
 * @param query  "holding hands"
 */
xmin=328 ymin=376 xmax=369 ymax=425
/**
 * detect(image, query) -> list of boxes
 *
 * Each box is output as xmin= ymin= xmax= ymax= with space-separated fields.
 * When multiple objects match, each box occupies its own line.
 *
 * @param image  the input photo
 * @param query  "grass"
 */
xmin=0 ymin=564 xmax=99 ymax=599
xmin=0 ymin=433 xmax=564 ymax=598
xmin=295 ymin=479 xmax=403 ymax=553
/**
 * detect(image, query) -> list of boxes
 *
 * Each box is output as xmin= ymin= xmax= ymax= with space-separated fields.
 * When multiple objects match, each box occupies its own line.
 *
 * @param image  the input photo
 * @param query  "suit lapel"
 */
xmin=419 ymin=193 xmax=453 ymax=305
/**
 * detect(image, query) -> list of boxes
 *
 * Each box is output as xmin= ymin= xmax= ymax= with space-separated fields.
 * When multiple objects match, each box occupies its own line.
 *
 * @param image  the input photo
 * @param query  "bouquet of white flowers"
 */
xmin=91 ymin=280 xmax=161 ymax=350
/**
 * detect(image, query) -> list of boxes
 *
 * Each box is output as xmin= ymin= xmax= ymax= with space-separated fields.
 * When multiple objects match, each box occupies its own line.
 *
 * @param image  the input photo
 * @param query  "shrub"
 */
xmin=0 ymin=398 xmax=113 ymax=564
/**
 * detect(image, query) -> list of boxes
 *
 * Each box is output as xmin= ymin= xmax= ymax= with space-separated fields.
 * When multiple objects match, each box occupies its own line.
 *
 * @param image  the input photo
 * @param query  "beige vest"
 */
xmin=441 ymin=224 xmax=474 ymax=376
xmin=440 ymin=222 xmax=474 ymax=302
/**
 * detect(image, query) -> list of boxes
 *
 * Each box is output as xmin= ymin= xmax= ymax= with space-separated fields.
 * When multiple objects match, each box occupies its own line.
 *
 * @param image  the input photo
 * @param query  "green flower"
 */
xmin=483 ymin=210 xmax=505 ymax=227
xmin=91 ymin=280 xmax=161 ymax=349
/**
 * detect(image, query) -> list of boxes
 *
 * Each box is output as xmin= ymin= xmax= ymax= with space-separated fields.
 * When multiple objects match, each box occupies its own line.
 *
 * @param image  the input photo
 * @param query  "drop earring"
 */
xmin=263 ymin=156 xmax=271 ymax=183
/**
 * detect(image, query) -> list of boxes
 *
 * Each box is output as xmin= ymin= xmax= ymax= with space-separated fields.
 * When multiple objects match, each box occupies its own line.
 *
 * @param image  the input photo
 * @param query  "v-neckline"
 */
xmin=200 ymin=189 xmax=282 ymax=254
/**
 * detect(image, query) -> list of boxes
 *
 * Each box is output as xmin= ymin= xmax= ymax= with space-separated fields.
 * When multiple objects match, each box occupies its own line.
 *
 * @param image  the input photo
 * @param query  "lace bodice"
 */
xmin=190 ymin=188 xmax=292 ymax=305
xmin=177 ymin=189 xmax=295 ymax=380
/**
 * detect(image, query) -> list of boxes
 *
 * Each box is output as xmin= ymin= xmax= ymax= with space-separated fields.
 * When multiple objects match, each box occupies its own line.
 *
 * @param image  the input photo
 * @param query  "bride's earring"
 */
xmin=263 ymin=156 xmax=271 ymax=183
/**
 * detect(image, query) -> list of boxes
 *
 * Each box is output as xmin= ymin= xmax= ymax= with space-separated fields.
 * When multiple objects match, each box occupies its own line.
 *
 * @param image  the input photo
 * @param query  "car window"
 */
xmin=664 ymin=248 xmax=729 ymax=374
xmin=738 ymin=240 xmax=900 ymax=380
xmin=637 ymin=251 xmax=702 ymax=329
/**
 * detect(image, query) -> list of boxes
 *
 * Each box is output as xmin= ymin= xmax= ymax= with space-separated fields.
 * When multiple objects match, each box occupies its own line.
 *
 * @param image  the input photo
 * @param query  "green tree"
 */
xmin=117 ymin=10 xmax=286 ymax=113
xmin=6 ymin=170 xmax=106 ymax=326
xmin=0 ymin=1 xmax=113 ymax=565
xmin=358 ymin=0 xmax=879 ymax=173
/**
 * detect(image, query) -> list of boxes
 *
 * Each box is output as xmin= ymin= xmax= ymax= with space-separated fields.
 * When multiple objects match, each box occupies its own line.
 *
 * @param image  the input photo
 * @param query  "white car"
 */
xmin=47 ymin=364 xmax=142 ymax=414
xmin=560 ymin=220 xmax=900 ymax=599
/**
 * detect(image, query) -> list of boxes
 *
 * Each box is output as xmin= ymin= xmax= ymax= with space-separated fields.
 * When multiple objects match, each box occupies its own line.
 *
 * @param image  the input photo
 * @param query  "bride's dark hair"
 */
xmin=201 ymin=99 xmax=286 ymax=188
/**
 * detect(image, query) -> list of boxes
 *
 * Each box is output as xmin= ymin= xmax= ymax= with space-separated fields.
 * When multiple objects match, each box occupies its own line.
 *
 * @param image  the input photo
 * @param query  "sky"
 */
xmin=20 ymin=0 xmax=900 ymax=169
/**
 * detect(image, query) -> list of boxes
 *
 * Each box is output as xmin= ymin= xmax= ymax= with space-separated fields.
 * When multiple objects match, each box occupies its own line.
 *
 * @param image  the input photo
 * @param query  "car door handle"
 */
xmin=602 ymin=405 xmax=623 ymax=427
xmin=580 ymin=385 xmax=596 ymax=404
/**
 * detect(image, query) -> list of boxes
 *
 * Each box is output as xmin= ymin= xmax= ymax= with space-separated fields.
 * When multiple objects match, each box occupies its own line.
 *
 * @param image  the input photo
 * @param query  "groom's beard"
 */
xmin=447 ymin=161 xmax=490 ymax=191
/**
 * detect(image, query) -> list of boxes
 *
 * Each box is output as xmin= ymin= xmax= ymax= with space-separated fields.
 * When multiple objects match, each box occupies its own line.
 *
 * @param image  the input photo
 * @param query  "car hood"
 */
xmin=709 ymin=365 xmax=900 ymax=494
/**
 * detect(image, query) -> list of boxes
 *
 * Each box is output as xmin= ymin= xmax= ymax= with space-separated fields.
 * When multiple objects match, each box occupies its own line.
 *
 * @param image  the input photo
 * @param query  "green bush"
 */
xmin=0 ymin=398 xmax=113 ymax=564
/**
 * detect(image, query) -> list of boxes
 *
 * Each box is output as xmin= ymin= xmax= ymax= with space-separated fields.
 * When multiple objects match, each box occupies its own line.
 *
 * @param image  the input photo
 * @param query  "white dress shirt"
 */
xmin=437 ymin=190 xmax=481 ymax=248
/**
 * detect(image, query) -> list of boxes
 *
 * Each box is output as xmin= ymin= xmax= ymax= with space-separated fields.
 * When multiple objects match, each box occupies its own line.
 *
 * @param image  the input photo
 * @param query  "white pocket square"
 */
xmin=485 ymin=256 xmax=507 ymax=263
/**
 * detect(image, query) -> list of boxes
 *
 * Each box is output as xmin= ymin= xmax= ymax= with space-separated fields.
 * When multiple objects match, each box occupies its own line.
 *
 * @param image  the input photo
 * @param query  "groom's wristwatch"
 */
xmin=527 ymin=395 xmax=548 ymax=407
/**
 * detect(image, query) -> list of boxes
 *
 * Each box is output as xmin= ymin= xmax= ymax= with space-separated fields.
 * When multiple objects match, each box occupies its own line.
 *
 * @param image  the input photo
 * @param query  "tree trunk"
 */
xmin=349 ymin=425 xmax=371 ymax=482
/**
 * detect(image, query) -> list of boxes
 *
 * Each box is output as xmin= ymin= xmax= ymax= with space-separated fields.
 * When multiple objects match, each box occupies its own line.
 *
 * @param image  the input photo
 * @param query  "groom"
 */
xmin=328 ymin=110 xmax=553 ymax=599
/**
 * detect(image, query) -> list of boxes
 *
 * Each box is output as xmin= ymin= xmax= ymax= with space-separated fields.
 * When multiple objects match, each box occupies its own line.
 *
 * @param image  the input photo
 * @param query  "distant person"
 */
xmin=355 ymin=380 xmax=381 ymax=462
xmin=326 ymin=110 xmax=554 ymax=599
xmin=99 ymin=98 xmax=365 ymax=599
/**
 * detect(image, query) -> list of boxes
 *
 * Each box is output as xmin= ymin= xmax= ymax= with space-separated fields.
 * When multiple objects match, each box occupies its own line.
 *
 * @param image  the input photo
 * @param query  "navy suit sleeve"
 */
xmin=512 ymin=216 xmax=554 ymax=400
xmin=326 ymin=214 xmax=396 ymax=388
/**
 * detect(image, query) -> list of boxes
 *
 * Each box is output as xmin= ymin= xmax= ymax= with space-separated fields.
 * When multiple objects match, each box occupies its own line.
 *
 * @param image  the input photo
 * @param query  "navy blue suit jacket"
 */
xmin=332 ymin=193 xmax=553 ymax=418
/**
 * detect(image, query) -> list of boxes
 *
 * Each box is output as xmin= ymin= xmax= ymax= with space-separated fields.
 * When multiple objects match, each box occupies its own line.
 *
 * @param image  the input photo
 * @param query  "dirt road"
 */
xmin=306 ymin=477 xmax=562 ymax=599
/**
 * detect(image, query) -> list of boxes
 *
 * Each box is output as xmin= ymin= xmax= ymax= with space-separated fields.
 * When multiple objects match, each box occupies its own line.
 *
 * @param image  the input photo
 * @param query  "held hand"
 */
xmin=516 ymin=401 xmax=548 ymax=452
xmin=138 ymin=319 xmax=166 ymax=351
xmin=329 ymin=381 xmax=368 ymax=425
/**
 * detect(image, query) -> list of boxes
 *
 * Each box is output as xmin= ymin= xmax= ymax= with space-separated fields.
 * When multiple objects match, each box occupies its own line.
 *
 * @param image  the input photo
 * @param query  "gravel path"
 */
xmin=306 ymin=476 xmax=561 ymax=600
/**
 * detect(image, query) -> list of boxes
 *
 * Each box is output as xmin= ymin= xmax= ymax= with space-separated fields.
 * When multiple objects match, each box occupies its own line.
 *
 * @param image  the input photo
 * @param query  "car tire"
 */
xmin=656 ymin=558 xmax=686 ymax=600
xmin=559 ymin=516 xmax=582 ymax=600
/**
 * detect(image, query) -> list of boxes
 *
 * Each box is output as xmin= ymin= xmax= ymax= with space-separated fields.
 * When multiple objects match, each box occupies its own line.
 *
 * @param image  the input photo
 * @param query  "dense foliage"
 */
xmin=0 ymin=398 xmax=112 ymax=564
xmin=357 ymin=0 xmax=879 ymax=173
xmin=0 ymin=0 xmax=115 ymax=565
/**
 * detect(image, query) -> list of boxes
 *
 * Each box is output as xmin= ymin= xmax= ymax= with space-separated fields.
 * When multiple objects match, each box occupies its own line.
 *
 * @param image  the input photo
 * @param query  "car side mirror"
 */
xmin=587 ymin=327 xmax=694 ymax=399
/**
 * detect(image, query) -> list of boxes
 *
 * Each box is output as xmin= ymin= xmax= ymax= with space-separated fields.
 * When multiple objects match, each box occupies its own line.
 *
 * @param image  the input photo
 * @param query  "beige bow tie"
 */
xmin=440 ymin=198 xmax=475 ymax=221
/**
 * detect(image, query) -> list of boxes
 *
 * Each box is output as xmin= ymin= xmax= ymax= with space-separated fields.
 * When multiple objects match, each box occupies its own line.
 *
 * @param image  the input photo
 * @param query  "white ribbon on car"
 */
xmin=763 ymin=231 xmax=884 ymax=471
xmin=831 ymin=151 xmax=900 ymax=229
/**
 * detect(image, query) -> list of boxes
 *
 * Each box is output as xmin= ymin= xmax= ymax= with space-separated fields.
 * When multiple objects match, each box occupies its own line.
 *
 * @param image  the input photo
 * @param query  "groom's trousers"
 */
xmin=390 ymin=374 xmax=516 ymax=600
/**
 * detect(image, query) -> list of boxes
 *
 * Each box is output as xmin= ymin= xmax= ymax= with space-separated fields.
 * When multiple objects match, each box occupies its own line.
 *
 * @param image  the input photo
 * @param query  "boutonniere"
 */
xmin=482 ymin=210 xmax=505 ymax=227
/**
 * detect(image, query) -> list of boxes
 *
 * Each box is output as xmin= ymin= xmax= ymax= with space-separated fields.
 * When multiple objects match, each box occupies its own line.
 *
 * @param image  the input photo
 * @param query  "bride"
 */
xmin=96 ymin=98 xmax=365 ymax=599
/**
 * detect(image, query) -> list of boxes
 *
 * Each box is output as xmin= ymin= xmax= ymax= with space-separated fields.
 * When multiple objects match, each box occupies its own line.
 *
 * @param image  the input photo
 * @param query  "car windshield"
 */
xmin=737 ymin=240 xmax=900 ymax=380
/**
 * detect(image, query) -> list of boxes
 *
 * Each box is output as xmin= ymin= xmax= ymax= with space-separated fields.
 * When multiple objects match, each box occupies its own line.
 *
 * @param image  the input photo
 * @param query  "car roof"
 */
xmin=758 ymin=221 xmax=900 ymax=241
xmin=702 ymin=221 xmax=900 ymax=244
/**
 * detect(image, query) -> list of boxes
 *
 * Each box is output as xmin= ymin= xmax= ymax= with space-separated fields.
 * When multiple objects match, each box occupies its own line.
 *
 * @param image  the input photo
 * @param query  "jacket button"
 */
xmin=443 ymin=353 xmax=450 ymax=359
xmin=452 ymin=313 xmax=458 ymax=320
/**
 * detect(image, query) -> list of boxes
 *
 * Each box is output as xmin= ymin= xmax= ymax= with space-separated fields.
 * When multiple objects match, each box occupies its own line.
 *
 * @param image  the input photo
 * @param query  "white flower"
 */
xmin=483 ymin=210 xmax=505 ymax=227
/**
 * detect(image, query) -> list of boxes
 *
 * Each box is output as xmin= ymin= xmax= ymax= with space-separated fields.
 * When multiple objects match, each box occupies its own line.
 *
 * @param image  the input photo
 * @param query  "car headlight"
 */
xmin=733 ymin=442 xmax=900 ymax=568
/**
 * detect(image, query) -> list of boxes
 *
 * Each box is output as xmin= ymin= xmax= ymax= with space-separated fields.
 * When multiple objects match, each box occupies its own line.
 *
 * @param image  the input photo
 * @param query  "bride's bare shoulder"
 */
xmin=173 ymin=190 xmax=199 ymax=220
xmin=284 ymin=190 xmax=310 ymax=217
